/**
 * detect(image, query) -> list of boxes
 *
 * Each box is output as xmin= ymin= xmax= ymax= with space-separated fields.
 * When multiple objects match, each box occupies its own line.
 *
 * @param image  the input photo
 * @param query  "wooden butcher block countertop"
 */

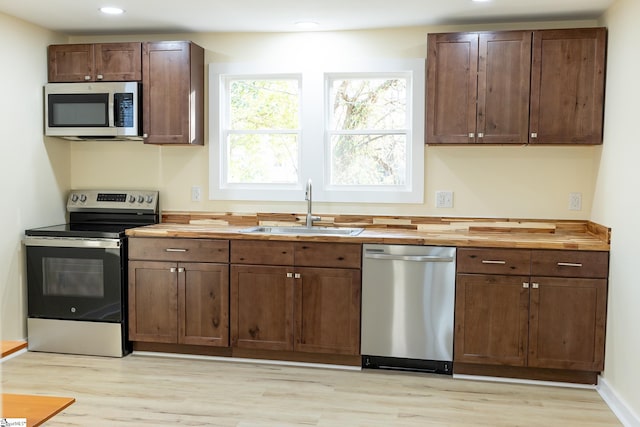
xmin=126 ymin=213 xmax=611 ymax=251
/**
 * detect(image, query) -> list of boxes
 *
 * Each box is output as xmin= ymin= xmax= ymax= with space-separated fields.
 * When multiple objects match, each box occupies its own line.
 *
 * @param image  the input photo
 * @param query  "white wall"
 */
xmin=594 ymin=0 xmax=640 ymax=422
xmin=0 ymin=12 xmax=69 ymax=341
xmin=69 ymin=20 xmax=601 ymax=220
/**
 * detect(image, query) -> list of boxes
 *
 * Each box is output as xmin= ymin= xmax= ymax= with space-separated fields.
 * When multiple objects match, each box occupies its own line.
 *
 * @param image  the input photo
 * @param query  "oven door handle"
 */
xmin=23 ymin=237 xmax=121 ymax=249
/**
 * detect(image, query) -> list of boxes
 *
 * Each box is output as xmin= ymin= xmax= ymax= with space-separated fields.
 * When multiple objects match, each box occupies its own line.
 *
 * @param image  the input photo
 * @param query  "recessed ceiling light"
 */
xmin=100 ymin=6 xmax=125 ymax=15
xmin=295 ymin=21 xmax=319 ymax=29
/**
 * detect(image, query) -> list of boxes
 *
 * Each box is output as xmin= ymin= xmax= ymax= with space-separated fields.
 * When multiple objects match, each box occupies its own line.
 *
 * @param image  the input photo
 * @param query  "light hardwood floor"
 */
xmin=0 ymin=352 xmax=621 ymax=426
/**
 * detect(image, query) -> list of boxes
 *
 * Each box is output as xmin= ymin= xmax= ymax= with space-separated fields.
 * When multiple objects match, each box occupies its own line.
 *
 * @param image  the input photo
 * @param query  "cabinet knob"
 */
xmin=143 ymin=134 xmax=148 ymax=138
xmin=532 ymin=283 xmax=539 ymax=289
xmin=170 ymin=267 xmax=177 ymax=273
xmin=286 ymin=273 xmax=293 ymax=278
xmin=178 ymin=267 xmax=185 ymax=273
xmin=523 ymin=282 xmax=529 ymax=288
xmin=468 ymin=133 xmax=475 ymax=138
xmin=294 ymin=273 xmax=301 ymax=279
xmin=478 ymin=132 xmax=484 ymax=138
xmin=84 ymin=75 xmax=91 ymax=80
xmin=531 ymin=132 xmax=538 ymax=138
xmin=97 ymin=74 xmax=104 ymax=80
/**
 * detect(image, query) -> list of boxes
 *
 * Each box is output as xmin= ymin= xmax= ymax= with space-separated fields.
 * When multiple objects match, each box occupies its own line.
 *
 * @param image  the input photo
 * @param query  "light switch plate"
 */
xmin=436 ymin=191 xmax=453 ymax=208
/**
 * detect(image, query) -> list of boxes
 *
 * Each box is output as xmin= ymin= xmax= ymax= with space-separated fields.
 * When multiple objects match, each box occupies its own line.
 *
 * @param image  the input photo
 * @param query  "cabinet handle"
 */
xmin=532 ymin=283 xmax=539 ymax=289
xmin=286 ymin=273 xmax=293 ymax=278
xmin=468 ymin=133 xmax=475 ymax=138
xmin=165 ymin=248 xmax=188 ymax=252
xmin=294 ymin=273 xmax=301 ymax=279
xmin=481 ymin=260 xmax=506 ymax=265
xmin=170 ymin=267 xmax=177 ymax=273
xmin=97 ymin=74 xmax=103 ymax=80
xmin=531 ymin=132 xmax=538 ymax=138
xmin=178 ymin=267 xmax=185 ymax=273
xmin=84 ymin=75 xmax=91 ymax=80
xmin=143 ymin=133 xmax=149 ymax=138
xmin=478 ymin=132 xmax=484 ymax=138
xmin=557 ymin=262 xmax=582 ymax=268
xmin=523 ymin=282 xmax=529 ymax=288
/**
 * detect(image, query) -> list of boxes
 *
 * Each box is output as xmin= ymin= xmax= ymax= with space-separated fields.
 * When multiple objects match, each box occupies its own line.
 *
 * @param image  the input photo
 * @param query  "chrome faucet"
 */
xmin=305 ymin=179 xmax=320 ymax=227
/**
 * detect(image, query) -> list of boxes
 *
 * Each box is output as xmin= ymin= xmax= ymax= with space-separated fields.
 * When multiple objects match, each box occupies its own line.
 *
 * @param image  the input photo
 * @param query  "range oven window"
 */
xmin=26 ymin=244 xmax=124 ymax=322
xmin=42 ymin=257 xmax=104 ymax=298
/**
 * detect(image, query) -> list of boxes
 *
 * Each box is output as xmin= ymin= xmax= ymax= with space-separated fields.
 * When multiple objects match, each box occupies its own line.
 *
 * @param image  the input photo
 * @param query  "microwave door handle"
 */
xmin=109 ymin=94 xmax=116 ymax=128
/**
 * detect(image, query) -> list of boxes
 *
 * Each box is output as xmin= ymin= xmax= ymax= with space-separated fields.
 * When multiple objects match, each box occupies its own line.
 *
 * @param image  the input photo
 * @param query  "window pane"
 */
xmin=227 ymin=133 xmax=298 ymax=184
xmin=330 ymin=78 xmax=407 ymax=131
xmin=229 ymin=80 xmax=299 ymax=130
xmin=330 ymin=134 xmax=406 ymax=185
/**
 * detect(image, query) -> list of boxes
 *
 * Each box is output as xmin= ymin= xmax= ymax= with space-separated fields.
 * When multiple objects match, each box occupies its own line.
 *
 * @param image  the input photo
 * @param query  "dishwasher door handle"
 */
xmin=364 ymin=252 xmax=454 ymax=262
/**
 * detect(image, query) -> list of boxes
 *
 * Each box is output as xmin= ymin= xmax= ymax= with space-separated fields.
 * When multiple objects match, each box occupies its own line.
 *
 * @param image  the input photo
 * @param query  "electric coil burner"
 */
xmin=24 ymin=190 xmax=159 ymax=357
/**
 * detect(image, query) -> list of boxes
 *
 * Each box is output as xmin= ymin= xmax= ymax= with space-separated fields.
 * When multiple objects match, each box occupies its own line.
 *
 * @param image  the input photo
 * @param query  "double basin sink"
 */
xmin=240 ymin=226 xmax=364 ymax=237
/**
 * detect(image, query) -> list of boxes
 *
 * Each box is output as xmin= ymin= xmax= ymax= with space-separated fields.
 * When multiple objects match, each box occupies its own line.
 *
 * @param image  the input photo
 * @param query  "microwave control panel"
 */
xmin=114 ymin=93 xmax=134 ymax=128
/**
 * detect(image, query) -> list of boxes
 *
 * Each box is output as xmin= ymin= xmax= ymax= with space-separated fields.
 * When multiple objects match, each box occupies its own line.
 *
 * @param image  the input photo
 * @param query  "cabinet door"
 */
xmin=294 ymin=267 xmax=361 ymax=355
xmin=230 ymin=265 xmax=294 ymax=351
xmin=477 ymin=31 xmax=532 ymax=144
xmin=48 ymin=44 xmax=94 ymax=82
xmin=454 ymin=274 xmax=530 ymax=366
xmin=142 ymin=41 xmax=204 ymax=145
xmin=179 ymin=263 xmax=229 ymax=347
xmin=529 ymin=28 xmax=607 ymax=144
xmin=528 ymin=277 xmax=607 ymax=371
xmin=128 ymin=261 xmax=178 ymax=343
xmin=426 ymin=33 xmax=479 ymax=144
xmin=94 ymin=43 xmax=142 ymax=81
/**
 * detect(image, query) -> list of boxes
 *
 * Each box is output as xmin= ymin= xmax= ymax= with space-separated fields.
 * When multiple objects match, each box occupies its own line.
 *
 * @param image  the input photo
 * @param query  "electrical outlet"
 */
xmin=191 ymin=186 xmax=202 ymax=202
xmin=435 ymin=191 xmax=454 ymax=208
xmin=569 ymin=192 xmax=582 ymax=211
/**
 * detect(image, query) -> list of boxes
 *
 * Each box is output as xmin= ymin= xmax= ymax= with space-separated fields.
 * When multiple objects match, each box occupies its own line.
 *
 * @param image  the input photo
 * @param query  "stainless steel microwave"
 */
xmin=44 ymin=82 xmax=141 ymax=140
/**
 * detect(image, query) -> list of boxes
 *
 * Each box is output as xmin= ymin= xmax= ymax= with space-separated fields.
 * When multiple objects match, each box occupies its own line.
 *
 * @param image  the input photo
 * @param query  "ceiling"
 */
xmin=0 ymin=0 xmax=614 ymax=34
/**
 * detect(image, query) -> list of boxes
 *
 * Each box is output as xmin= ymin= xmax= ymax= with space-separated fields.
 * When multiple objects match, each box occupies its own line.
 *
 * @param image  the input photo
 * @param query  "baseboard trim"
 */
xmin=453 ymin=373 xmax=596 ymax=390
xmin=131 ymin=350 xmax=362 ymax=371
xmin=597 ymin=376 xmax=640 ymax=427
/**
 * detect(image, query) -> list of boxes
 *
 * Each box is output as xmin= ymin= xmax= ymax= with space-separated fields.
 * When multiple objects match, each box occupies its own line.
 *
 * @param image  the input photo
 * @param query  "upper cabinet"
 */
xmin=529 ymin=29 xmax=607 ymax=145
xmin=426 ymin=27 xmax=607 ymax=145
xmin=142 ymin=41 xmax=205 ymax=145
xmin=48 ymin=43 xmax=142 ymax=82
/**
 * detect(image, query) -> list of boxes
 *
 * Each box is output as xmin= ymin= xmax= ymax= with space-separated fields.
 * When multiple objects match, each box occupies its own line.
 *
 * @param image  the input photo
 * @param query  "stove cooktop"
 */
xmin=24 ymin=223 xmax=136 ymax=239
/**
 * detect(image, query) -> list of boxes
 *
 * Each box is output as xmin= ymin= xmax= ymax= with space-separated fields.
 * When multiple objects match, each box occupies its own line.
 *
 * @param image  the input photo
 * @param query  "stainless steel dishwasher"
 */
xmin=361 ymin=244 xmax=456 ymax=374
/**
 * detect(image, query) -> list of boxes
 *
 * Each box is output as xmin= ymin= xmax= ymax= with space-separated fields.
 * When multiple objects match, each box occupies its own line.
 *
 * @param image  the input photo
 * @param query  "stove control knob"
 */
xmin=79 ymin=194 xmax=87 ymax=203
xmin=71 ymin=307 xmax=76 ymax=313
xmin=146 ymin=195 xmax=154 ymax=204
xmin=137 ymin=195 xmax=144 ymax=203
xmin=70 ymin=194 xmax=79 ymax=203
xmin=129 ymin=195 xmax=136 ymax=203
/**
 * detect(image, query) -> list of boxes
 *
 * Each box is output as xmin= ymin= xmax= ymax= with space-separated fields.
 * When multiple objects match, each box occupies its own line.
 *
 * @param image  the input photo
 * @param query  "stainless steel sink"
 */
xmin=240 ymin=226 xmax=364 ymax=236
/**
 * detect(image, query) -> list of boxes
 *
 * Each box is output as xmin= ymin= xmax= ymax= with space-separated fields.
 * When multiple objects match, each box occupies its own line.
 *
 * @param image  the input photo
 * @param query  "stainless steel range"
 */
xmin=24 ymin=190 xmax=159 ymax=357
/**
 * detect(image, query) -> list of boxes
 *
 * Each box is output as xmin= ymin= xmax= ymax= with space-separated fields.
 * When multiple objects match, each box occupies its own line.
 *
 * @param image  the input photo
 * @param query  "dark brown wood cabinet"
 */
xmin=128 ymin=238 xmax=229 ymax=347
xmin=426 ymin=27 xmax=606 ymax=145
xmin=142 ymin=41 xmax=204 ymax=145
xmin=230 ymin=240 xmax=361 ymax=355
xmin=427 ymin=31 xmax=531 ymax=144
xmin=455 ymin=247 xmax=608 ymax=378
xmin=48 ymin=42 xmax=142 ymax=82
xmin=529 ymin=28 xmax=607 ymax=144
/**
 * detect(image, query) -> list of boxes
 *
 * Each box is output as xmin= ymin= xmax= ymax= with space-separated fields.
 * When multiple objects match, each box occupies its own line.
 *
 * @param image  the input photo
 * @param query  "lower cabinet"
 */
xmin=455 ymin=248 xmax=608 ymax=375
xmin=230 ymin=240 xmax=362 ymax=356
xmin=128 ymin=238 xmax=229 ymax=347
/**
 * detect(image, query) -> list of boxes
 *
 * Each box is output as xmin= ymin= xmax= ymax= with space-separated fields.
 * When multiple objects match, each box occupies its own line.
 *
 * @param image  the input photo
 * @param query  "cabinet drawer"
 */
xmin=129 ymin=238 xmax=229 ymax=263
xmin=295 ymin=242 xmax=361 ymax=269
xmin=531 ymin=250 xmax=609 ymax=278
xmin=230 ymin=240 xmax=294 ymax=265
xmin=457 ymin=248 xmax=531 ymax=275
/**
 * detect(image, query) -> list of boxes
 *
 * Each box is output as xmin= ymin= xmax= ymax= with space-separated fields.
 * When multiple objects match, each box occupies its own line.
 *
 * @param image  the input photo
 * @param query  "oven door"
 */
xmin=25 ymin=237 xmax=125 ymax=322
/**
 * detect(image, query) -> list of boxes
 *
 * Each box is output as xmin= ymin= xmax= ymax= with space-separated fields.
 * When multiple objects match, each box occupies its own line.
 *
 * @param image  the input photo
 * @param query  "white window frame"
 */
xmin=209 ymin=59 xmax=424 ymax=203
